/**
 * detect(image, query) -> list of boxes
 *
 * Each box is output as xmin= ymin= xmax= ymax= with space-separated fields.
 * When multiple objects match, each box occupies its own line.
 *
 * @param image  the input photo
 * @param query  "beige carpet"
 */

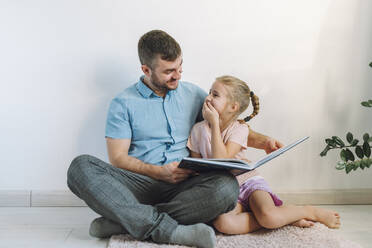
xmin=107 ymin=223 xmax=362 ymax=248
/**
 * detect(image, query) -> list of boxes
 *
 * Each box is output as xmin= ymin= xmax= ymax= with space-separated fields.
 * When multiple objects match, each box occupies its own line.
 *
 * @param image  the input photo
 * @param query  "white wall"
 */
xmin=0 ymin=0 xmax=371 ymax=191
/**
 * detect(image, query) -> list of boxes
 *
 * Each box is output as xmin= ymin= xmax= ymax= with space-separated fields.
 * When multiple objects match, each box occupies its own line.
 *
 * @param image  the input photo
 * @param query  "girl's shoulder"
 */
xmin=192 ymin=120 xmax=207 ymax=128
xmin=191 ymin=120 xmax=209 ymax=134
xmin=229 ymin=120 xmax=249 ymax=133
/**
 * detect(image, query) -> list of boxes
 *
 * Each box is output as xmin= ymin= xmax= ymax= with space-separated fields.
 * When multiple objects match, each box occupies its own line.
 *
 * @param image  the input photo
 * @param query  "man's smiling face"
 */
xmin=143 ymin=55 xmax=183 ymax=96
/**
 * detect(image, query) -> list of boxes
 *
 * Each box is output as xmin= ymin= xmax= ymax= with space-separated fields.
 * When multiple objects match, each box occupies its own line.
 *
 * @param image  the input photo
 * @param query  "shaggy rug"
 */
xmin=107 ymin=223 xmax=362 ymax=248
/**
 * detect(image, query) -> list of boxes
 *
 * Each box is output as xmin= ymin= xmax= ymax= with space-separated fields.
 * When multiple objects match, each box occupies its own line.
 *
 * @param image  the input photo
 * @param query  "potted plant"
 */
xmin=320 ymin=62 xmax=372 ymax=174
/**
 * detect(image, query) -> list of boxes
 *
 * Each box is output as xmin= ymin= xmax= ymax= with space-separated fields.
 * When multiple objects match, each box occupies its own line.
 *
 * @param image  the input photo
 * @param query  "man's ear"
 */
xmin=141 ymin=64 xmax=151 ymax=78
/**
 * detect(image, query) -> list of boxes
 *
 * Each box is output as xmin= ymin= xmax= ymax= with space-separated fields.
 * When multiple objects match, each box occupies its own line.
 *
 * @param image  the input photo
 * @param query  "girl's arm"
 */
xmin=204 ymin=101 xmax=244 ymax=158
xmin=210 ymin=123 xmax=243 ymax=158
xmin=247 ymin=126 xmax=284 ymax=154
xmin=190 ymin=150 xmax=202 ymax=158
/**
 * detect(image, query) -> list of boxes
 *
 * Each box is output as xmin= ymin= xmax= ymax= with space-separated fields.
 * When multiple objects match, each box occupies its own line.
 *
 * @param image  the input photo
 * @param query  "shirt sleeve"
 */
xmin=105 ymin=98 xmax=132 ymax=139
xmin=228 ymin=123 xmax=249 ymax=149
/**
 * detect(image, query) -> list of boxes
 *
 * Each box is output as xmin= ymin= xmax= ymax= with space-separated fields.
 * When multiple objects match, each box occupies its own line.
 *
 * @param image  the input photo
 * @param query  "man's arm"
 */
xmin=106 ymin=137 xmax=160 ymax=177
xmin=247 ymin=127 xmax=284 ymax=154
xmin=106 ymin=138 xmax=192 ymax=183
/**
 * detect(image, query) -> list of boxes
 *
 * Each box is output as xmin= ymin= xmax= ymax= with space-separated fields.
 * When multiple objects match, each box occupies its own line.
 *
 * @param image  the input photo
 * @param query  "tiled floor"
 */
xmin=0 ymin=205 xmax=371 ymax=248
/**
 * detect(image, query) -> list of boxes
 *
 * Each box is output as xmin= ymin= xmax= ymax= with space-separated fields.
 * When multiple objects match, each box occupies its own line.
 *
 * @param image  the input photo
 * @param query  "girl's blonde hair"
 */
xmin=216 ymin=75 xmax=259 ymax=122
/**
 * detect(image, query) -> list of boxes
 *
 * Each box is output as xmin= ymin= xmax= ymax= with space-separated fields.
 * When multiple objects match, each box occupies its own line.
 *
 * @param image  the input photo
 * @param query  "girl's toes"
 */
xmin=292 ymin=219 xmax=314 ymax=228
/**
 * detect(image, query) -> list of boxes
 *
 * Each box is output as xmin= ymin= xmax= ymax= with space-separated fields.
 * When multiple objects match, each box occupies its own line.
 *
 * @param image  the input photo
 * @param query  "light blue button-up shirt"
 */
xmin=105 ymin=76 xmax=207 ymax=166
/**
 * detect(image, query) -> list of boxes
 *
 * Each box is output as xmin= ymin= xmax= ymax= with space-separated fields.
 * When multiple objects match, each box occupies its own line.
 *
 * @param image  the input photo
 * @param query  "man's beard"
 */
xmin=150 ymin=74 xmax=178 ymax=92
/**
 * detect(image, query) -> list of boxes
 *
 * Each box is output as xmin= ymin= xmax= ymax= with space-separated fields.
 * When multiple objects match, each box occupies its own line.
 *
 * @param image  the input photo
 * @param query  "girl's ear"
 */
xmin=230 ymin=101 xmax=240 ymax=113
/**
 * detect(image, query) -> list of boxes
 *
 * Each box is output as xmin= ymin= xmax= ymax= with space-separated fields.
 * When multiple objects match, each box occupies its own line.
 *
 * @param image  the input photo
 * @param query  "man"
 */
xmin=67 ymin=30 xmax=282 ymax=248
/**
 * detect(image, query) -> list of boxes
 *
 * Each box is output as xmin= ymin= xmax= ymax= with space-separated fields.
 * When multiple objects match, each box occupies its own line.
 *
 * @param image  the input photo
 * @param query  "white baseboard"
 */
xmin=31 ymin=190 xmax=86 ymax=207
xmin=0 ymin=189 xmax=371 ymax=207
xmin=277 ymin=189 xmax=372 ymax=205
xmin=0 ymin=190 xmax=86 ymax=207
xmin=0 ymin=190 xmax=31 ymax=207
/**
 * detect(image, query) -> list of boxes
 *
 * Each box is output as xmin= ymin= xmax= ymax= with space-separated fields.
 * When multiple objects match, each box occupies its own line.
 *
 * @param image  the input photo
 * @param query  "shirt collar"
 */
xmin=136 ymin=76 xmax=154 ymax=98
xmin=136 ymin=75 xmax=179 ymax=98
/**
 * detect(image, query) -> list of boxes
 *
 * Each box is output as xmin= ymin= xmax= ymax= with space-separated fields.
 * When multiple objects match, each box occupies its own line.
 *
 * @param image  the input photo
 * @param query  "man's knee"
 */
xmin=67 ymin=154 xmax=104 ymax=193
xmin=67 ymin=154 xmax=91 ymax=181
xmin=209 ymin=173 xmax=239 ymax=212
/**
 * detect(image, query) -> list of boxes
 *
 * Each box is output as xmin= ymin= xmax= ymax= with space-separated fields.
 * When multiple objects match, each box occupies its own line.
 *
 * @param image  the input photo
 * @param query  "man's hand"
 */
xmin=157 ymin=162 xmax=194 ymax=184
xmin=202 ymin=100 xmax=219 ymax=126
xmin=264 ymin=137 xmax=284 ymax=154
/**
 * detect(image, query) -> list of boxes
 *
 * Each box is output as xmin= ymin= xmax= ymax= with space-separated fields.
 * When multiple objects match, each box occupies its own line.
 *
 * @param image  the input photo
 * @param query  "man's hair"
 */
xmin=138 ymin=30 xmax=181 ymax=68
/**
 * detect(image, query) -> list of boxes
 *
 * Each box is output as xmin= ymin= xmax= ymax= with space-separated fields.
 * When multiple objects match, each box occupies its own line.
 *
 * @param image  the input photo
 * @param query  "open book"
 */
xmin=178 ymin=136 xmax=309 ymax=176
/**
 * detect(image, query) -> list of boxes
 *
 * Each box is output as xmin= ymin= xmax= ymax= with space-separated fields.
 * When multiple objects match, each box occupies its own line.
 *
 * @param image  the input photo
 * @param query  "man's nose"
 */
xmin=173 ymin=70 xmax=181 ymax=80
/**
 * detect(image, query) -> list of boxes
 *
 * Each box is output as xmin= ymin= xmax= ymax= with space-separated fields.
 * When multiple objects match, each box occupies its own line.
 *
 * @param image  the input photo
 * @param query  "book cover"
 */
xmin=178 ymin=136 xmax=309 ymax=175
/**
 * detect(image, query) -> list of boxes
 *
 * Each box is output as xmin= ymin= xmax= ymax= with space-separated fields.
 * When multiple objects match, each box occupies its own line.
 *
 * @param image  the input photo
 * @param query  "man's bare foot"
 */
xmin=306 ymin=206 xmax=341 ymax=228
xmin=291 ymin=219 xmax=314 ymax=228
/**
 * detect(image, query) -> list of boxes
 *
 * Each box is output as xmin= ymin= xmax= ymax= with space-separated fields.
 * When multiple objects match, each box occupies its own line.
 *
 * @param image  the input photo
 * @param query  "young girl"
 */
xmin=187 ymin=75 xmax=341 ymax=234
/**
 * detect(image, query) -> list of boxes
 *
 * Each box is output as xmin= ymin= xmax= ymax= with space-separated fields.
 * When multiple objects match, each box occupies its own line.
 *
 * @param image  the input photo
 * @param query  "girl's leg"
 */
xmin=249 ymin=190 xmax=341 ymax=229
xmin=213 ymin=203 xmax=262 ymax=234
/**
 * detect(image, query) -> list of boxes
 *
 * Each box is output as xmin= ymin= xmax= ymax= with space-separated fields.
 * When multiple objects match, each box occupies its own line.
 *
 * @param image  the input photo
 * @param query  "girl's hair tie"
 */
xmin=250 ymin=91 xmax=254 ymax=97
xmin=243 ymin=116 xmax=252 ymax=122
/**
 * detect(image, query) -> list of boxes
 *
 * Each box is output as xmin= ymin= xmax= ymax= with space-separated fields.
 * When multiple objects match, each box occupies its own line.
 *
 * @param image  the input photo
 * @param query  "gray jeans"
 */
xmin=67 ymin=154 xmax=239 ymax=243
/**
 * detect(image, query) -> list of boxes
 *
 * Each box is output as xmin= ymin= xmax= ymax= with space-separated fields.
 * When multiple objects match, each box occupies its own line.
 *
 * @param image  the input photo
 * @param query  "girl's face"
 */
xmin=205 ymin=81 xmax=234 ymax=116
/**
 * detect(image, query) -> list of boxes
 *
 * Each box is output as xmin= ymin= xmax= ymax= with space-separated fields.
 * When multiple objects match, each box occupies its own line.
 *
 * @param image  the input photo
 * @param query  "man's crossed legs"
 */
xmin=67 ymin=155 xmax=239 ymax=248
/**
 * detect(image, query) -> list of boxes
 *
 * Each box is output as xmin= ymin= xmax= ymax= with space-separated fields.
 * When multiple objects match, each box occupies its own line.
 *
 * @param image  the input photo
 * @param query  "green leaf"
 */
xmin=369 ymin=100 xmax=372 ymax=105
xmin=369 ymin=137 xmax=372 ymax=143
xmin=360 ymin=160 xmax=365 ymax=170
xmin=355 ymin=145 xmax=364 ymax=159
xmin=352 ymin=161 xmax=359 ymax=170
xmin=370 ymin=62 xmax=372 ymax=67
xmin=363 ymin=141 xmax=371 ymax=158
xmin=366 ymin=158 xmax=372 ymax=168
xmin=351 ymin=139 xmax=359 ymax=146
xmin=346 ymin=132 xmax=353 ymax=143
xmin=320 ymin=145 xmax=330 ymax=157
xmin=340 ymin=149 xmax=347 ymax=161
xmin=361 ymin=159 xmax=370 ymax=169
xmin=336 ymin=161 xmax=346 ymax=170
xmin=345 ymin=163 xmax=352 ymax=174
xmin=363 ymin=133 xmax=370 ymax=142
xmin=361 ymin=101 xmax=372 ymax=107
xmin=325 ymin=138 xmax=336 ymax=147
xmin=345 ymin=148 xmax=355 ymax=161
xmin=332 ymin=136 xmax=345 ymax=147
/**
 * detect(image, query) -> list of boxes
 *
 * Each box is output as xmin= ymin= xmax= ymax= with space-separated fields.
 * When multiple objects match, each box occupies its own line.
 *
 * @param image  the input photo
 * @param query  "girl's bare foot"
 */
xmin=291 ymin=219 xmax=314 ymax=228
xmin=306 ymin=206 xmax=341 ymax=228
